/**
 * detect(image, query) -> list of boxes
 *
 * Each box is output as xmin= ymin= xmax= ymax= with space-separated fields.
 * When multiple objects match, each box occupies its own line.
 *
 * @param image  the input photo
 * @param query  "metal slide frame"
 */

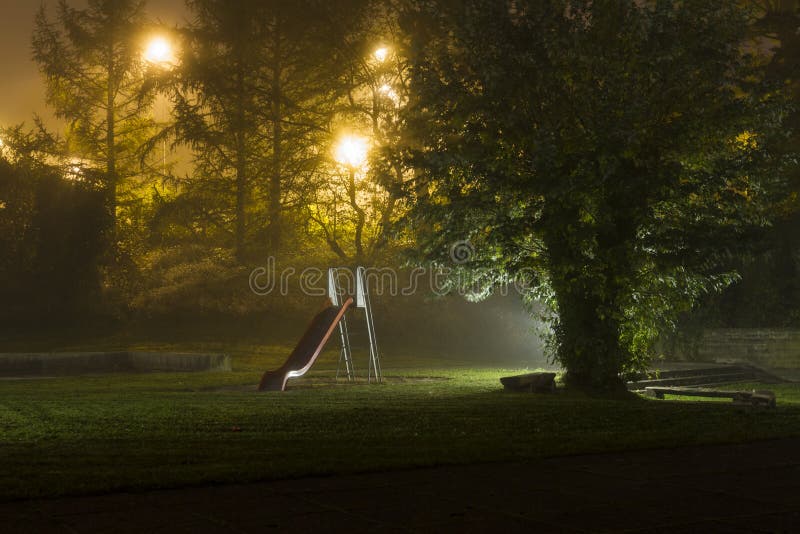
xmin=328 ymin=266 xmax=382 ymax=383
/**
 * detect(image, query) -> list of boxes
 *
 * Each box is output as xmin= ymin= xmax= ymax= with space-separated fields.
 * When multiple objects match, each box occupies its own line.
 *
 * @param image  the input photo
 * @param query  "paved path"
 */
xmin=2 ymin=438 xmax=800 ymax=533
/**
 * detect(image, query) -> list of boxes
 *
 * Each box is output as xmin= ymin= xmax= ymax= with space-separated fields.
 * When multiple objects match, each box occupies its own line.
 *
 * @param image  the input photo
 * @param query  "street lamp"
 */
xmin=143 ymin=36 xmax=175 ymax=67
xmin=65 ymin=158 xmax=85 ymax=182
xmin=334 ymin=134 xmax=369 ymax=170
xmin=379 ymin=83 xmax=400 ymax=105
xmin=373 ymin=46 xmax=389 ymax=63
xmin=333 ymin=134 xmax=369 ymax=245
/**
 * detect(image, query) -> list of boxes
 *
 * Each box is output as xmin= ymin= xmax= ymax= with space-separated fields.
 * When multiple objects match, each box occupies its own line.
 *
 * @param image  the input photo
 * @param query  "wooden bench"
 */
xmin=644 ymin=386 xmax=776 ymax=407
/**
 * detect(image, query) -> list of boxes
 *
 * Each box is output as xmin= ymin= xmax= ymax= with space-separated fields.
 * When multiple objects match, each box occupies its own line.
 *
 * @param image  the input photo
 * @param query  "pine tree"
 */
xmin=33 ymin=0 xmax=155 ymax=238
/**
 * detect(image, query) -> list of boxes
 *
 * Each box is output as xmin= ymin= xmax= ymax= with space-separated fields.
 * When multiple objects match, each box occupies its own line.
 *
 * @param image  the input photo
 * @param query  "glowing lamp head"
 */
xmin=373 ymin=46 xmax=389 ymax=63
xmin=144 ymin=36 xmax=174 ymax=66
xmin=66 ymin=159 xmax=85 ymax=181
xmin=379 ymin=84 xmax=399 ymax=103
xmin=334 ymin=135 xmax=368 ymax=169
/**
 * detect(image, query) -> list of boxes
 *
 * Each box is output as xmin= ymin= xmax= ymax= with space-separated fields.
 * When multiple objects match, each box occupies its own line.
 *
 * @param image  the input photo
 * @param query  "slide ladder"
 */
xmin=328 ymin=266 xmax=382 ymax=383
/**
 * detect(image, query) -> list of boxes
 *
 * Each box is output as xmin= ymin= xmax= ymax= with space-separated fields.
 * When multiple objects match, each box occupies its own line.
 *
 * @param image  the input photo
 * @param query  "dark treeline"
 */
xmin=1 ymin=0 xmax=799 ymax=389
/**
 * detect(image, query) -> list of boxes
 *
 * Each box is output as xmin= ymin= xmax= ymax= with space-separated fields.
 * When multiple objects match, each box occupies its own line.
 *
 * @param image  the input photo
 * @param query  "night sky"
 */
xmin=0 ymin=0 xmax=187 ymax=129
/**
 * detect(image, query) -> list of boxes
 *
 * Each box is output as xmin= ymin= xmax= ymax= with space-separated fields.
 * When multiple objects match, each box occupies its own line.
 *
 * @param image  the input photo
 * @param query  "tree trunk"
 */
xmin=106 ymin=72 xmax=117 ymax=239
xmin=234 ymin=67 xmax=247 ymax=262
xmin=550 ymin=273 xmax=627 ymax=391
xmin=268 ymin=26 xmax=282 ymax=252
xmin=348 ymin=169 xmax=366 ymax=262
xmin=371 ymin=161 xmax=402 ymax=256
xmin=235 ymin=156 xmax=246 ymax=261
xmin=543 ymin=209 xmax=631 ymax=392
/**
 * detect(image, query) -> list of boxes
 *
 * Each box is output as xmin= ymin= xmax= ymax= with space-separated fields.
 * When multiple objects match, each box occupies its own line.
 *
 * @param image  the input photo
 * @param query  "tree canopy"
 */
xmin=401 ymin=0 xmax=793 ymax=389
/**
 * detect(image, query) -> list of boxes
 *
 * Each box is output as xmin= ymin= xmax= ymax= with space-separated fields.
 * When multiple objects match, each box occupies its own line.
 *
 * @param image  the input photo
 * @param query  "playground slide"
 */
xmin=258 ymin=297 xmax=354 ymax=391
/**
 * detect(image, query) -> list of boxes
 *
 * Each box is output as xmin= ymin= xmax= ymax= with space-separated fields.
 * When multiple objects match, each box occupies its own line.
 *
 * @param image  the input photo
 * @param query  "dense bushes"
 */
xmin=0 ymin=158 xmax=107 ymax=323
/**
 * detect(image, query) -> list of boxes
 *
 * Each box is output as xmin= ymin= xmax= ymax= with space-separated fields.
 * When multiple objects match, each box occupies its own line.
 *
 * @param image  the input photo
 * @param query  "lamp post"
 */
xmin=373 ymin=46 xmax=389 ymax=63
xmin=143 ymin=36 xmax=175 ymax=67
xmin=334 ymin=134 xmax=369 ymax=197
xmin=333 ymin=134 xmax=369 ymax=259
xmin=143 ymin=35 xmax=175 ymax=174
xmin=334 ymin=134 xmax=368 ymax=171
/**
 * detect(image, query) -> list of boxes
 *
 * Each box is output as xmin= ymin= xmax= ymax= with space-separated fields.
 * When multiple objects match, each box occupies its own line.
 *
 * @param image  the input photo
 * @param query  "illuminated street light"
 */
xmin=65 ymin=159 xmax=85 ymax=181
xmin=143 ymin=36 xmax=175 ymax=67
xmin=333 ymin=135 xmax=369 ymax=235
xmin=334 ymin=134 xmax=369 ymax=170
xmin=379 ymin=83 xmax=399 ymax=104
xmin=373 ymin=46 xmax=389 ymax=63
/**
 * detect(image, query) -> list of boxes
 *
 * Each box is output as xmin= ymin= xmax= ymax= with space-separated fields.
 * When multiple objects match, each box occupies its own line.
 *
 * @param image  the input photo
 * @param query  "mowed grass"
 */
xmin=1 ymin=344 xmax=800 ymax=501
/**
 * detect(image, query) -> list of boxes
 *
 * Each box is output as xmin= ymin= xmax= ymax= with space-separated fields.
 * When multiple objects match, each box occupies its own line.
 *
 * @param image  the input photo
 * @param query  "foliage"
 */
xmin=672 ymin=0 xmax=800 ymax=331
xmin=130 ymin=244 xmax=252 ymax=316
xmin=657 ymin=0 xmax=800 ymax=335
xmin=400 ymin=0 xmax=792 ymax=389
xmin=128 ymin=243 xmax=355 ymax=322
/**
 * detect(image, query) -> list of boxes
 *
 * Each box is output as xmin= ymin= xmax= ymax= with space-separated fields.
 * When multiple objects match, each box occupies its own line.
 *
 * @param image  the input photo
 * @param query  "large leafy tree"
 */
xmin=32 ymin=0 xmax=155 ymax=237
xmin=402 ymin=0 xmax=790 ymax=390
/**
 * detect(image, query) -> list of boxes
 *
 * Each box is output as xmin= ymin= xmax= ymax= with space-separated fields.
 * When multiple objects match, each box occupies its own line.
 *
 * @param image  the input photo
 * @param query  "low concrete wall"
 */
xmin=127 ymin=352 xmax=231 ymax=372
xmin=0 ymin=351 xmax=231 ymax=377
xmin=676 ymin=329 xmax=800 ymax=369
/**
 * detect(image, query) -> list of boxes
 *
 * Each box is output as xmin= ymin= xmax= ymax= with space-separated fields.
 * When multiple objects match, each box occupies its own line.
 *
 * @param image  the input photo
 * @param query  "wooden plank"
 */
xmin=646 ymin=387 xmax=745 ymax=398
xmin=644 ymin=386 xmax=776 ymax=407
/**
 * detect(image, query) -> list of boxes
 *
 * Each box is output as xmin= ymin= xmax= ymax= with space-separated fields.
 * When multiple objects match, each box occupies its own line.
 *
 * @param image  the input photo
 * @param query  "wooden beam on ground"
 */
xmin=644 ymin=386 xmax=776 ymax=407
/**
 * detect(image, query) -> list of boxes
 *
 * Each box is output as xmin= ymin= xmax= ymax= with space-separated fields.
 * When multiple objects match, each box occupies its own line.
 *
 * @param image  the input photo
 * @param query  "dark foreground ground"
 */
xmin=3 ymin=437 xmax=799 ymax=533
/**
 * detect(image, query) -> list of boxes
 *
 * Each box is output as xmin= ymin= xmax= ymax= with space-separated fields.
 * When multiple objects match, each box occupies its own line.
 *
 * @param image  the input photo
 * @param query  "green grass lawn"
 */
xmin=1 ymin=344 xmax=800 ymax=501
